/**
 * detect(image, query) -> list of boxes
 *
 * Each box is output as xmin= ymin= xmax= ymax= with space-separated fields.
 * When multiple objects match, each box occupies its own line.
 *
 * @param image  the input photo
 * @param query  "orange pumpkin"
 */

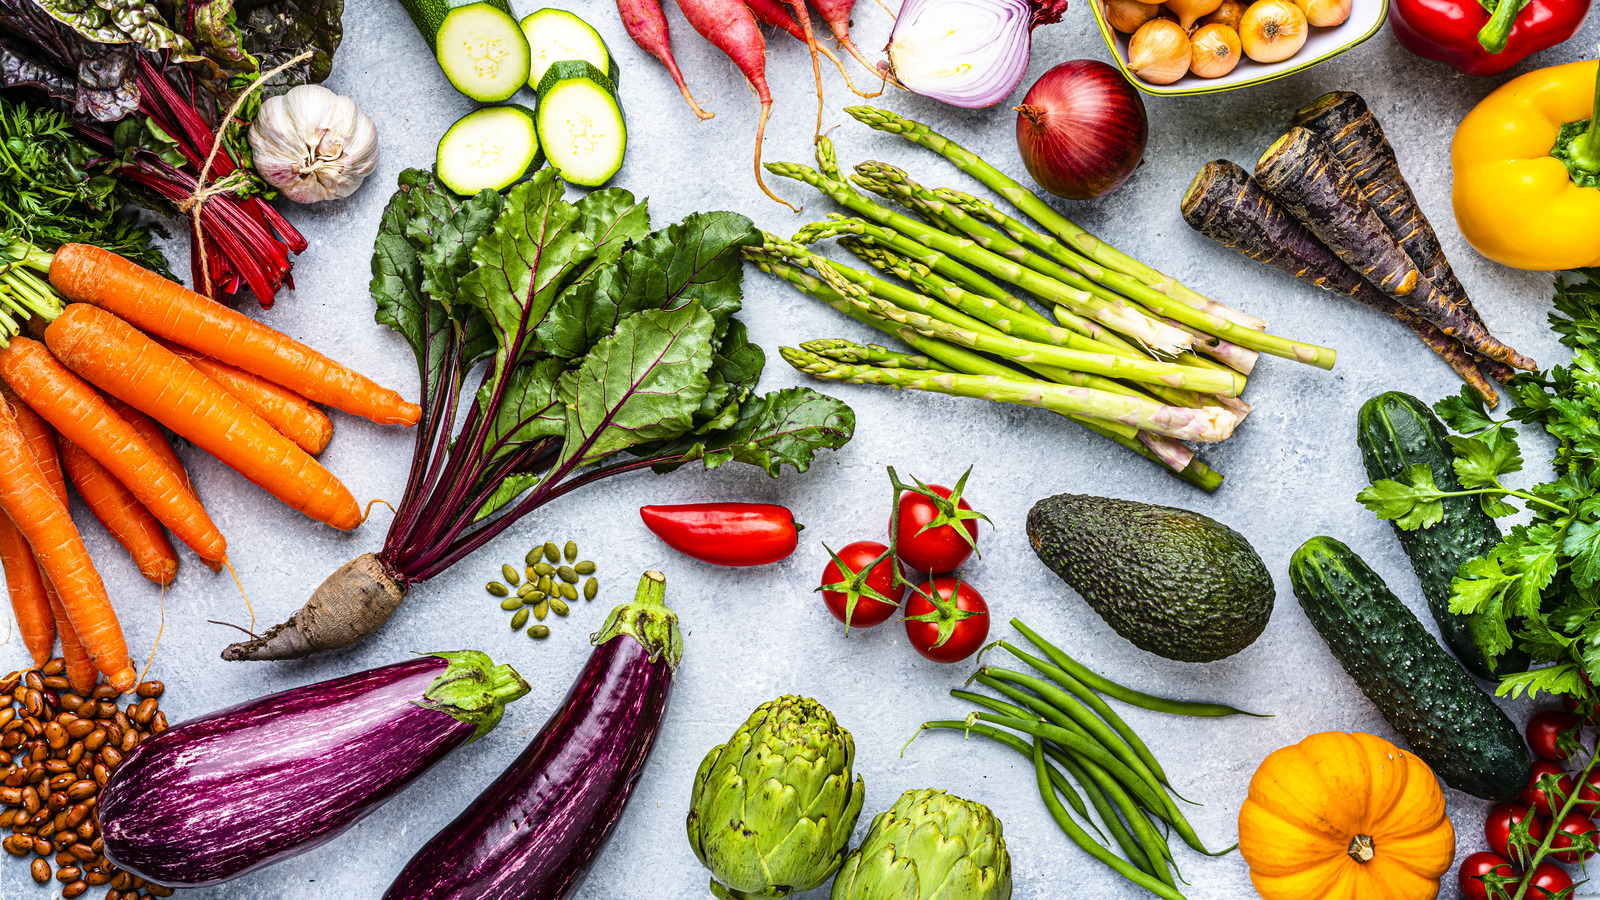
xmin=1238 ymin=732 xmax=1456 ymax=900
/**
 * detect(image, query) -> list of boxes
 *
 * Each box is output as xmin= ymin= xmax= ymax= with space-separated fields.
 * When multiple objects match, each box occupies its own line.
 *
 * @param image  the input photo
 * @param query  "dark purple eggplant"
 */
xmin=98 ymin=651 xmax=530 ymax=887
xmin=383 ymin=570 xmax=682 ymax=900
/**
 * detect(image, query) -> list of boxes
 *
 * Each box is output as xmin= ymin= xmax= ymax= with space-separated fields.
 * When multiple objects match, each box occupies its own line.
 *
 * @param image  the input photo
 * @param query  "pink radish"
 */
xmin=744 ymin=0 xmax=882 ymax=97
xmin=617 ymin=0 xmax=714 ymax=120
xmin=674 ymin=0 xmax=797 ymax=209
xmin=811 ymin=0 xmax=888 ymax=80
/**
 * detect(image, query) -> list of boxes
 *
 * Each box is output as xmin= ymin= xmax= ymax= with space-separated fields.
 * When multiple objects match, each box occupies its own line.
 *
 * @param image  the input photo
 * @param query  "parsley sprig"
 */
xmin=1357 ymin=271 xmax=1600 ymax=700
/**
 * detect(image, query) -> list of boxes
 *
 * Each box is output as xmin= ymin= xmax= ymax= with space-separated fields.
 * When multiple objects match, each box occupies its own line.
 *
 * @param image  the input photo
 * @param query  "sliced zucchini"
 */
xmin=435 ymin=3 xmax=530 ymax=102
xmin=534 ymin=61 xmax=626 ymax=188
xmin=519 ymin=9 xmax=617 ymax=92
xmin=436 ymin=105 xmax=543 ymax=195
xmin=397 ymin=0 xmax=515 ymax=51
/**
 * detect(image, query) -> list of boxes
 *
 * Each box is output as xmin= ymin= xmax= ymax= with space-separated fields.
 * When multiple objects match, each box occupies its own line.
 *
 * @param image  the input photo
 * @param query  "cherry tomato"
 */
xmin=1527 ymin=709 xmax=1583 ymax=761
xmin=820 ymin=541 xmax=905 ymax=630
xmin=1563 ymin=692 xmax=1600 ymax=726
xmin=1484 ymin=803 xmax=1545 ymax=864
xmin=1526 ymin=861 xmax=1575 ymax=900
xmin=1520 ymin=760 xmax=1577 ymax=816
xmin=892 ymin=485 xmax=981 ymax=573
xmin=1576 ymin=767 xmax=1600 ymax=813
xmin=1458 ymin=851 xmax=1515 ymax=900
xmin=903 ymin=576 xmax=990 ymax=663
xmin=1550 ymin=811 xmax=1600 ymax=864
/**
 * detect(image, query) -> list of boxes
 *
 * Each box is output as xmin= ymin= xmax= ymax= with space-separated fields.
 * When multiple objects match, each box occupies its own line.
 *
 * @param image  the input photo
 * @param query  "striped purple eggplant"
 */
xmin=383 ymin=570 xmax=682 ymax=900
xmin=98 ymin=650 xmax=530 ymax=887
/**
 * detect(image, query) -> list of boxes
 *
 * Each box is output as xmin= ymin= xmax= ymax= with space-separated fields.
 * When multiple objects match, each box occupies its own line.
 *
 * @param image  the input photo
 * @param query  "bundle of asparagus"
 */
xmin=1181 ymin=91 xmax=1533 ymax=407
xmin=750 ymin=107 xmax=1338 ymax=492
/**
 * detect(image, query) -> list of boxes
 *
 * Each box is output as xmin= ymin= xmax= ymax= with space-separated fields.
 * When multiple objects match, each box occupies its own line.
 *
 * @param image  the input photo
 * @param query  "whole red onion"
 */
xmin=1015 ymin=60 xmax=1148 ymax=200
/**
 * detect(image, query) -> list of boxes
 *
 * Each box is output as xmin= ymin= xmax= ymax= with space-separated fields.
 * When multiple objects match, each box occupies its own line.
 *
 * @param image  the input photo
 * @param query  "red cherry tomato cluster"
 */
xmin=817 ymin=467 xmax=992 ymax=663
xmin=1460 ymin=706 xmax=1600 ymax=900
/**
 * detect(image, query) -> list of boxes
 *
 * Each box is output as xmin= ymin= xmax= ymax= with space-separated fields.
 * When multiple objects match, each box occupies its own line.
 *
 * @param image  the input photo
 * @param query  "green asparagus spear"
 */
xmin=799 ymin=340 xmax=945 ymax=369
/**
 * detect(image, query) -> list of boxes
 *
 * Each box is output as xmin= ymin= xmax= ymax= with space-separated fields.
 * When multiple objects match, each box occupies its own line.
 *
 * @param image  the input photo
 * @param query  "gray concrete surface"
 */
xmin=4 ymin=1 xmax=1600 ymax=897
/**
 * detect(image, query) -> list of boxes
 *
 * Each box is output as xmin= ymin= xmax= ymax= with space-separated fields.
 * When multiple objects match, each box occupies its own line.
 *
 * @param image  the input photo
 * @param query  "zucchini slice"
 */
xmin=397 ymin=0 xmax=515 ymax=50
xmin=436 ymin=105 xmax=543 ymax=195
xmin=534 ymin=61 xmax=626 ymax=188
xmin=519 ymin=9 xmax=617 ymax=92
xmin=435 ymin=3 xmax=530 ymax=102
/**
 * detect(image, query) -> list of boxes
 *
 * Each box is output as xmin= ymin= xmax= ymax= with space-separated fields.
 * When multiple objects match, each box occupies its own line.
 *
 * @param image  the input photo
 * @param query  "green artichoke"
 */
xmin=687 ymin=695 xmax=866 ymax=900
xmin=830 ymin=789 xmax=1011 ymax=900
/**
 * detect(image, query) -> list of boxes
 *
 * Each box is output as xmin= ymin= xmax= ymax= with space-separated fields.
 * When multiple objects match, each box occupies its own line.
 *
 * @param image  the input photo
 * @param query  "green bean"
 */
xmin=1047 ymin=736 xmax=1154 ymax=875
xmin=997 ymin=640 xmax=1172 ymax=786
xmin=978 ymin=668 xmax=1165 ymax=801
xmin=1012 ymin=619 xmax=1269 ymax=717
xmin=947 ymin=691 xmax=1098 ymax=831
xmin=1031 ymin=739 xmax=1188 ymax=900
xmin=1075 ymin=754 xmax=1178 ymax=888
xmin=972 ymin=712 xmax=1168 ymax=814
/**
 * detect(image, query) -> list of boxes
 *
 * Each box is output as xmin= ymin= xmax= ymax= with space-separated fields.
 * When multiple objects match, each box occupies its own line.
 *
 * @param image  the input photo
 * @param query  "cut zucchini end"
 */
xmin=535 ymin=76 xmax=626 ymax=187
xmin=436 ymin=3 xmax=531 ymax=102
xmin=520 ymin=8 xmax=614 ymax=92
xmin=436 ymin=105 xmax=543 ymax=195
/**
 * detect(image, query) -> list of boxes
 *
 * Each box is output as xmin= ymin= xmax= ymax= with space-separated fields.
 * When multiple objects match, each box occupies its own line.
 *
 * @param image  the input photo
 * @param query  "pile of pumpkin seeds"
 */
xmin=486 ymin=540 xmax=600 ymax=639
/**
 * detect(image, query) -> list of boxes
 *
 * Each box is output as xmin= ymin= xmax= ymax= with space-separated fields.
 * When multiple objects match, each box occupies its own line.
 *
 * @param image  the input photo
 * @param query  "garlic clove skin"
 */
xmin=248 ymin=84 xmax=381 ymax=204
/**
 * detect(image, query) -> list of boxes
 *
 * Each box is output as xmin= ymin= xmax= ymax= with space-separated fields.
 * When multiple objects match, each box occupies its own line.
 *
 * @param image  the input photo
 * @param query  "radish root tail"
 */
xmin=754 ymin=102 xmax=801 ymax=212
xmin=821 ymin=44 xmax=884 ymax=98
xmin=675 ymin=80 xmax=716 ymax=120
xmin=781 ymin=0 xmax=826 ymax=138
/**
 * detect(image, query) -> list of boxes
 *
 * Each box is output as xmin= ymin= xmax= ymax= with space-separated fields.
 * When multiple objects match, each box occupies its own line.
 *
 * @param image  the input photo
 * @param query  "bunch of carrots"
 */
xmin=617 ymin=0 xmax=890 ymax=207
xmin=0 ymin=243 xmax=417 ymax=694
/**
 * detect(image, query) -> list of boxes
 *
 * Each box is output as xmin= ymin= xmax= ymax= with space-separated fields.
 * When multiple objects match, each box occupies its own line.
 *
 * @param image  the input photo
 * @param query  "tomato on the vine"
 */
xmin=1527 ymin=709 xmax=1582 ymax=761
xmin=903 ymin=576 xmax=989 ymax=663
xmin=1484 ymin=803 xmax=1545 ymax=864
xmin=1458 ymin=851 xmax=1515 ymax=900
xmin=1562 ymin=693 xmax=1600 ymax=726
xmin=889 ymin=468 xmax=987 ymax=573
xmin=1550 ymin=811 xmax=1600 ymax=864
xmin=1526 ymin=861 xmax=1575 ymax=900
xmin=1576 ymin=768 xmax=1600 ymax=814
xmin=1520 ymin=760 xmax=1577 ymax=816
xmin=820 ymin=541 xmax=905 ymax=631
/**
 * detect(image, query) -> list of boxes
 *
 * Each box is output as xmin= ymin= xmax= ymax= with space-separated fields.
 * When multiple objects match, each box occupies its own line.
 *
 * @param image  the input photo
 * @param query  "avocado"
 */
xmin=1026 ymin=494 xmax=1274 ymax=662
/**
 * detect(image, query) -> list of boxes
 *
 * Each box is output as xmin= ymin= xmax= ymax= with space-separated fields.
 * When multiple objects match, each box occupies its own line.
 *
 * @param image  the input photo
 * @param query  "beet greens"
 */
xmin=224 ymin=168 xmax=854 ymax=661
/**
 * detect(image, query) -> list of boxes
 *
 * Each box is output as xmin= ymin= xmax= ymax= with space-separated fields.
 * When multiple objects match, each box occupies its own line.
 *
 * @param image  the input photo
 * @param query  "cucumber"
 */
xmin=533 ymin=61 xmax=625 ymax=187
xmin=435 ymin=2 xmax=530 ymax=102
xmin=1357 ymin=391 xmax=1530 ymax=680
xmin=435 ymin=106 xmax=543 ymax=195
xmin=1290 ymin=536 xmax=1530 ymax=801
xmin=519 ymin=9 xmax=617 ymax=93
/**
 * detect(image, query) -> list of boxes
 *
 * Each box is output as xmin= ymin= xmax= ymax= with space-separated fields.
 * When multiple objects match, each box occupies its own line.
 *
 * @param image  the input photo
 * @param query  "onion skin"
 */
xmin=1015 ymin=60 xmax=1149 ymax=200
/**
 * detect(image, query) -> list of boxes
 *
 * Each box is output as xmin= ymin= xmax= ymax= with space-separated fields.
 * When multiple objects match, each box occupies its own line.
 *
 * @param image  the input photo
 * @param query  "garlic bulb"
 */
xmin=248 ymin=84 xmax=379 ymax=204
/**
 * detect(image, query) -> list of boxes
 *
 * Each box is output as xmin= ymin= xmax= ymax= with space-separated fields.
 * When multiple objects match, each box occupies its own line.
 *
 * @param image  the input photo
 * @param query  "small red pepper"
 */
xmin=1389 ymin=0 xmax=1591 ymax=76
xmin=639 ymin=503 xmax=800 ymax=566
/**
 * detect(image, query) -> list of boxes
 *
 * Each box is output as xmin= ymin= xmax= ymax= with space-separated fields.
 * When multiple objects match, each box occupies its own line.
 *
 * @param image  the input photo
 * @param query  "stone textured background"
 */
xmin=4 ymin=1 xmax=1598 ymax=896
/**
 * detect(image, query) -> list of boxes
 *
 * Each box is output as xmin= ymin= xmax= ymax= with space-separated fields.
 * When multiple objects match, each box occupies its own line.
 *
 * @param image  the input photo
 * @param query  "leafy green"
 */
xmin=369 ymin=168 xmax=855 ymax=580
xmin=1359 ymin=270 xmax=1600 ymax=700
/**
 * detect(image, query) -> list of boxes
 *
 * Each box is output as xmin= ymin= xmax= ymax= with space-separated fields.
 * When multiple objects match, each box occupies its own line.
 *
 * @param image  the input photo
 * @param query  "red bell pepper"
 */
xmin=1388 ymin=0 xmax=1591 ymax=76
xmin=639 ymin=503 xmax=800 ymax=566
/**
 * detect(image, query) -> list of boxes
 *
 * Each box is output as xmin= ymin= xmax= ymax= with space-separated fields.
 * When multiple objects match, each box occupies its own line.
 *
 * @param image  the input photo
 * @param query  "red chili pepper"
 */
xmin=1388 ymin=0 xmax=1590 ymax=76
xmin=639 ymin=503 xmax=800 ymax=566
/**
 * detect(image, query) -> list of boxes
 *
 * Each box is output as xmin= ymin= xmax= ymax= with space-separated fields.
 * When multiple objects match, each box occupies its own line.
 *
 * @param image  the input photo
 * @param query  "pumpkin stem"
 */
xmin=1347 ymin=834 xmax=1376 ymax=863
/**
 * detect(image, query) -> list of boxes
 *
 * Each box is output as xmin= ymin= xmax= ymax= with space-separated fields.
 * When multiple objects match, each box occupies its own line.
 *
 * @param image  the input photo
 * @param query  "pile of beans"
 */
xmin=1 ymin=660 xmax=173 ymax=898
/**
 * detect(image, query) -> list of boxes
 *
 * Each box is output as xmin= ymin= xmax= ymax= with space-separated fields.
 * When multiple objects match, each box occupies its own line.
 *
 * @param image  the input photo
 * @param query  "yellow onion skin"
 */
xmin=1014 ymin=60 xmax=1148 ymax=200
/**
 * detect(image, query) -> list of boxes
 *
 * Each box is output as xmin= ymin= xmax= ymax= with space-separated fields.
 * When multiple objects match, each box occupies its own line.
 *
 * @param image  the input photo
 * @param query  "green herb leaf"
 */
xmin=1356 ymin=465 xmax=1445 ymax=530
xmin=1447 ymin=432 xmax=1522 ymax=488
xmin=1435 ymin=385 xmax=1498 ymax=434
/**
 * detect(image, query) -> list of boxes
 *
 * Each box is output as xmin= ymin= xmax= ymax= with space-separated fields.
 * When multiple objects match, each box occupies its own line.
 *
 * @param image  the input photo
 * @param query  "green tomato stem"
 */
xmin=1509 ymin=735 xmax=1600 ymax=900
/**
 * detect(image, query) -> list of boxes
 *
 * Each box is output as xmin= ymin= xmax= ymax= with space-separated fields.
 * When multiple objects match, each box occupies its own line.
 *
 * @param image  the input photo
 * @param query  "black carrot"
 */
xmin=1254 ymin=128 xmax=1535 ymax=373
xmin=1182 ymin=160 xmax=1501 ymax=406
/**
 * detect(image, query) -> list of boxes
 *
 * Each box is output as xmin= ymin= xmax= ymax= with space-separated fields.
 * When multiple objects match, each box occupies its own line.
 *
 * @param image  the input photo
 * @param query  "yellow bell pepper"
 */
xmin=1453 ymin=58 xmax=1600 ymax=271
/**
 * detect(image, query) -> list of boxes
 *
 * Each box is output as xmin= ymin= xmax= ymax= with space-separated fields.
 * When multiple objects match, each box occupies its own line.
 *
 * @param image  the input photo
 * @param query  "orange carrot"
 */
xmin=0 ymin=338 xmax=228 ymax=562
xmin=160 ymin=340 xmax=334 ymax=455
xmin=5 ymin=385 xmax=67 ymax=503
xmin=46 ymin=305 xmax=362 ymax=530
xmin=102 ymin=396 xmax=223 ymax=573
xmin=0 ymin=516 xmax=53 ymax=667
xmin=0 ymin=394 xmax=133 ymax=690
xmin=50 ymin=244 xmax=422 ymax=427
xmin=59 ymin=438 xmax=179 ymax=585
xmin=45 ymin=580 xmax=97 ymax=694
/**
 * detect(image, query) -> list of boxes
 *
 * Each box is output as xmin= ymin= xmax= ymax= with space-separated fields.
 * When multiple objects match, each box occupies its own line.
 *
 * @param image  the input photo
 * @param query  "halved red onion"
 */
xmin=886 ymin=0 xmax=1068 ymax=108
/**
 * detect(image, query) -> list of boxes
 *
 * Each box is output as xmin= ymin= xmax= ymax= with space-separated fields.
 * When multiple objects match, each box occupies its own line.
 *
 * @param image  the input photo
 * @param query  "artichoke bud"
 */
xmin=687 ymin=695 xmax=866 ymax=900
xmin=830 ymin=789 xmax=1012 ymax=900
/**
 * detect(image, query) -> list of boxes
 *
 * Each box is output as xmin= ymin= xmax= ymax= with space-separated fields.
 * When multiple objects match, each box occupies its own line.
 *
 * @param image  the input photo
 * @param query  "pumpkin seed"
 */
xmin=584 ymin=577 xmax=598 ymax=600
xmin=533 ymin=600 xmax=548 ymax=621
xmin=559 ymin=582 xmax=578 ymax=602
xmin=530 ymin=625 xmax=551 ymax=639
xmin=499 ymin=597 xmax=522 ymax=611
xmin=557 ymin=566 xmax=578 ymax=584
xmin=543 ymin=542 xmax=560 ymax=563
xmin=539 ymin=575 xmax=554 ymax=595
xmin=549 ymin=597 xmax=570 ymax=616
xmin=526 ymin=567 xmax=539 ymax=583
xmin=523 ymin=590 xmax=544 ymax=606
xmin=501 ymin=564 xmax=521 ymax=586
xmin=533 ymin=562 xmax=555 ymax=577
xmin=511 ymin=609 xmax=529 ymax=630
xmin=574 ymin=560 xmax=596 ymax=575
xmin=564 ymin=540 xmax=578 ymax=562
xmin=487 ymin=582 xmax=509 ymax=597
xmin=525 ymin=547 xmax=543 ymax=566
xmin=517 ymin=583 xmax=536 ymax=599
